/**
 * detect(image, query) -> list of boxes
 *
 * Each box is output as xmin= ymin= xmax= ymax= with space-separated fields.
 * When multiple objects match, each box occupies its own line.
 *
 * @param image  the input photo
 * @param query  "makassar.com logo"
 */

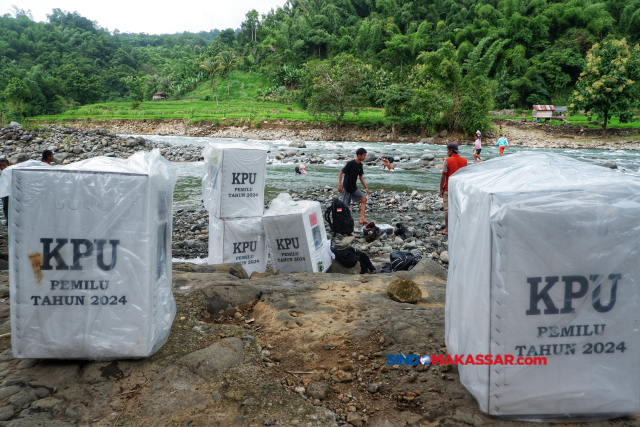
xmin=387 ymin=353 xmax=547 ymax=366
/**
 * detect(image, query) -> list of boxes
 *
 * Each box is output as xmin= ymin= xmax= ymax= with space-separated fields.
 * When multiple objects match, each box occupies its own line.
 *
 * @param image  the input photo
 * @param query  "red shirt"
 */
xmin=442 ymin=154 xmax=467 ymax=191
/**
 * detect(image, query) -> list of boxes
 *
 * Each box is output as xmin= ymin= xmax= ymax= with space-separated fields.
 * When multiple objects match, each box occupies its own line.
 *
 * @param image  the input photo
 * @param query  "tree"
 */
xmin=570 ymin=38 xmax=640 ymax=135
xmin=2 ymin=77 xmax=31 ymax=113
xmin=214 ymin=51 xmax=242 ymax=107
xmin=199 ymin=58 xmax=220 ymax=106
xmin=303 ymin=54 xmax=368 ymax=124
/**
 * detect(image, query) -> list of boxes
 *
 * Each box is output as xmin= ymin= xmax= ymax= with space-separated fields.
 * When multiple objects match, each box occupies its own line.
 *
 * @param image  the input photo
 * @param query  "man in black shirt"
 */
xmin=338 ymin=148 xmax=370 ymax=224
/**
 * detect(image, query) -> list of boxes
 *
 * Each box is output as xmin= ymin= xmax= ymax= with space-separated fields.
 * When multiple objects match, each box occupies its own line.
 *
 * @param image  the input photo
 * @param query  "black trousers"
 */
xmin=358 ymin=251 xmax=376 ymax=274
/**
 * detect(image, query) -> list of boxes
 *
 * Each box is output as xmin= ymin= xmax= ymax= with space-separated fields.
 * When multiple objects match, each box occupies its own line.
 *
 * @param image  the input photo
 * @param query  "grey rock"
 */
xmin=420 ymin=153 xmax=435 ymax=161
xmin=182 ymin=239 xmax=196 ymax=248
xmin=229 ymin=263 xmax=249 ymax=280
xmin=603 ymin=161 xmax=618 ymax=169
xmin=410 ymin=258 xmax=448 ymax=280
xmin=0 ymin=259 xmax=7 ymax=271
xmin=365 ymin=152 xmax=377 ymax=162
xmin=53 ymin=153 xmax=72 ymax=162
xmin=367 ymin=383 xmax=381 ymax=393
xmin=10 ymin=153 xmax=29 ymax=164
xmin=126 ymin=138 xmax=138 ymax=147
xmin=0 ymin=405 xmax=13 ymax=421
xmin=72 ymin=146 xmax=82 ymax=154
xmin=440 ymin=250 xmax=449 ymax=263
xmin=327 ymin=261 xmax=360 ymax=275
xmin=306 ymin=382 xmax=329 ymax=400
xmin=202 ymin=283 xmax=261 ymax=317
xmin=439 ymin=129 xmax=448 ymax=138
xmin=177 ymin=337 xmax=244 ymax=378
xmin=289 ymin=141 xmax=306 ymax=148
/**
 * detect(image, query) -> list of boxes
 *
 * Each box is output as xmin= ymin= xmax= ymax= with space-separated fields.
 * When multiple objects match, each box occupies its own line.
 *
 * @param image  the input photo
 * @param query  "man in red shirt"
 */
xmin=439 ymin=143 xmax=467 ymax=235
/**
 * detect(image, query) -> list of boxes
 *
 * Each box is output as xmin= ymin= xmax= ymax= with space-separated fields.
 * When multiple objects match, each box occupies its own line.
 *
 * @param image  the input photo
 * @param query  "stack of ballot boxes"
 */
xmin=202 ymin=142 xmax=269 ymax=275
xmin=3 ymin=151 xmax=177 ymax=360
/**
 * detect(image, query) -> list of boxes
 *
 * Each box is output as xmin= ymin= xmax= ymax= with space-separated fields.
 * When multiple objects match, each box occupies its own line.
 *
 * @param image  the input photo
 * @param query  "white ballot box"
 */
xmin=445 ymin=152 xmax=640 ymax=420
xmin=202 ymin=142 xmax=268 ymax=219
xmin=2 ymin=151 xmax=177 ymax=360
xmin=208 ymin=215 xmax=268 ymax=275
xmin=263 ymin=194 xmax=331 ymax=274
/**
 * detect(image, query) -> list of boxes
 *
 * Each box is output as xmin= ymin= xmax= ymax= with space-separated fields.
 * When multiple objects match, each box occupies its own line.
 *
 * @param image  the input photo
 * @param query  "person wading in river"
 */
xmin=338 ymin=148 xmax=371 ymax=225
xmin=439 ymin=143 xmax=467 ymax=235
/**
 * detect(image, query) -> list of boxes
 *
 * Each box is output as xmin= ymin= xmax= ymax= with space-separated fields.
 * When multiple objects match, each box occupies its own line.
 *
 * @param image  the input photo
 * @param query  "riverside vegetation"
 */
xmin=3 ymin=2 xmax=640 ymax=135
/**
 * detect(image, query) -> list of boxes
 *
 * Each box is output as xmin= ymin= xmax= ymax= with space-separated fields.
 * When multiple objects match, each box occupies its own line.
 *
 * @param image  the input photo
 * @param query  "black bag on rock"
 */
xmin=390 ymin=250 xmax=422 ymax=271
xmin=394 ymin=222 xmax=412 ymax=239
xmin=324 ymin=198 xmax=355 ymax=235
xmin=330 ymin=246 xmax=360 ymax=268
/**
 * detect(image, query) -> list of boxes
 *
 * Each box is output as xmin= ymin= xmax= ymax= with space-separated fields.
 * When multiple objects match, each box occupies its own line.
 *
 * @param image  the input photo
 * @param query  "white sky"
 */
xmin=2 ymin=0 xmax=287 ymax=34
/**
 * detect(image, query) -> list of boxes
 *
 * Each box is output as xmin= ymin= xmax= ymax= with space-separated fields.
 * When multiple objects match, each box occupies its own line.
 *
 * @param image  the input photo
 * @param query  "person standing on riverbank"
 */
xmin=0 ymin=159 xmax=9 ymax=223
xmin=495 ymin=134 xmax=509 ymax=156
xmin=338 ymin=148 xmax=370 ymax=224
xmin=439 ymin=143 xmax=467 ymax=235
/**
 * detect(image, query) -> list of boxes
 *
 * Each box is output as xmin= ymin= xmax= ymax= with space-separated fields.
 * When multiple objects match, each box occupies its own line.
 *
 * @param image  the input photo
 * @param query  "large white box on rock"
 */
xmin=202 ymin=142 xmax=268 ymax=219
xmin=0 ymin=151 xmax=177 ymax=360
xmin=263 ymin=194 xmax=331 ymax=274
xmin=208 ymin=215 xmax=268 ymax=275
xmin=445 ymin=152 xmax=640 ymax=420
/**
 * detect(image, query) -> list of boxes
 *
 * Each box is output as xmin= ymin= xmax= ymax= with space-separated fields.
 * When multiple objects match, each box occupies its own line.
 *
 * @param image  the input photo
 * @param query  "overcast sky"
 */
xmin=3 ymin=0 xmax=288 ymax=34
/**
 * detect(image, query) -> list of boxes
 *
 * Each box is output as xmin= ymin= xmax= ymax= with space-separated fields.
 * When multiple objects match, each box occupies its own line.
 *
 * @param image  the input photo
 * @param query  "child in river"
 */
xmin=473 ymin=133 xmax=482 ymax=163
xmin=381 ymin=156 xmax=394 ymax=171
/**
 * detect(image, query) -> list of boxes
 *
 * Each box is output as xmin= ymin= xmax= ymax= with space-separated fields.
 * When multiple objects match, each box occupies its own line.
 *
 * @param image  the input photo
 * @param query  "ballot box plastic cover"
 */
xmin=208 ymin=215 xmax=268 ymax=275
xmin=445 ymin=152 xmax=640 ymax=421
xmin=202 ymin=142 xmax=268 ymax=219
xmin=0 ymin=150 xmax=177 ymax=360
xmin=263 ymin=193 xmax=332 ymax=274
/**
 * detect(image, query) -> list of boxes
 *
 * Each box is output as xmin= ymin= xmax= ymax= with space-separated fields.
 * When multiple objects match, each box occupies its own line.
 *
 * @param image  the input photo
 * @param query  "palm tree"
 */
xmin=214 ymin=51 xmax=242 ymax=107
xmin=147 ymin=75 xmax=162 ymax=94
xmin=199 ymin=58 xmax=220 ymax=106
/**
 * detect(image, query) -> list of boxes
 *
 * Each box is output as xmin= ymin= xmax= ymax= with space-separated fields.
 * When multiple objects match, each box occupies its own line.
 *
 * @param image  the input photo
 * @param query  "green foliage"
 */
xmin=303 ymin=55 xmax=368 ymax=123
xmin=570 ymin=38 xmax=640 ymax=133
xmin=2 ymin=77 xmax=31 ymax=112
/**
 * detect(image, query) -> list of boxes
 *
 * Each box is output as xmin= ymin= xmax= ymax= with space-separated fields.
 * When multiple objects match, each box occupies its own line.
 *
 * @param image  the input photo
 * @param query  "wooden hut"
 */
xmin=532 ymin=105 xmax=554 ymax=120
xmin=152 ymin=92 xmax=167 ymax=101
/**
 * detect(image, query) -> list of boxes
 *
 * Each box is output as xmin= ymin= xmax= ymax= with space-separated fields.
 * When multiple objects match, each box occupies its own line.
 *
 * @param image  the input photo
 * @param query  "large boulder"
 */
xmin=421 ymin=137 xmax=435 ymax=144
xmin=387 ymin=278 xmax=422 ymax=303
xmin=201 ymin=283 xmax=262 ymax=317
xmin=603 ymin=161 xmax=618 ymax=169
xmin=409 ymin=258 xmax=448 ymax=280
xmin=365 ymin=152 xmax=377 ymax=162
xmin=289 ymin=141 xmax=306 ymax=148
xmin=9 ymin=153 xmax=30 ymax=165
xmin=177 ymin=338 xmax=244 ymax=378
xmin=438 ymin=129 xmax=448 ymax=138
xmin=327 ymin=261 xmax=360 ymax=275
xmin=229 ymin=263 xmax=249 ymax=279
xmin=420 ymin=153 xmax=435 ymax=161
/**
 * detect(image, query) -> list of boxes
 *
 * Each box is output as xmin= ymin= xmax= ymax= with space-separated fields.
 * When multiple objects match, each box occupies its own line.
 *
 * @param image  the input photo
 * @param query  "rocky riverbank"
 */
xmin=0 ymin=122 xmax=203 ymax=164
xmin=41 ymin=118 xmax=640 ymax=150
xmin=172 ymin=187 xmax=449 ymax=267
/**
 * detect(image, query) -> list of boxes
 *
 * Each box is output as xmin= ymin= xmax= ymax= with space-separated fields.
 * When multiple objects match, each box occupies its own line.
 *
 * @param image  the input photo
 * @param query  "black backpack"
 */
xmin=331 ymin=246 xmax=360 ymax=268
xmin=324 ymin=198 xmax=354 ymax=235
xmin=390 ymin=250 xmax=422 ymax=271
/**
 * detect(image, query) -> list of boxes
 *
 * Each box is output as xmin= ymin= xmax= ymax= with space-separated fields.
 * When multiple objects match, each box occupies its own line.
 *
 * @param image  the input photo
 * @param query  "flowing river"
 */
xmin=132 ymin=135 xmax=640 ymax=211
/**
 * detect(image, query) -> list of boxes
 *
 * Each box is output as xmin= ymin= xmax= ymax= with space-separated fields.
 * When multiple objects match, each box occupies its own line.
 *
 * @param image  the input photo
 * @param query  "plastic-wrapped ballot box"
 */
xmin=263 ymin=194 xmax=332 ymax=274
xmin=208 ymin=215 xmax=268 ymax=275
xmin=202 ymin=141 xmax=268 ymax=219
xmin=445 ymin=152 xmax=640 ymax=420
xmin=0 ymin=151 xmax=177 ymax=360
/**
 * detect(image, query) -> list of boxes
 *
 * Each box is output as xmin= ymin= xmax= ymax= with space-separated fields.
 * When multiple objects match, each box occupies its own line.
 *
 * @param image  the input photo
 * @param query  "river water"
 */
xmin=133 ymin=135 xmax=640 ymax=211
